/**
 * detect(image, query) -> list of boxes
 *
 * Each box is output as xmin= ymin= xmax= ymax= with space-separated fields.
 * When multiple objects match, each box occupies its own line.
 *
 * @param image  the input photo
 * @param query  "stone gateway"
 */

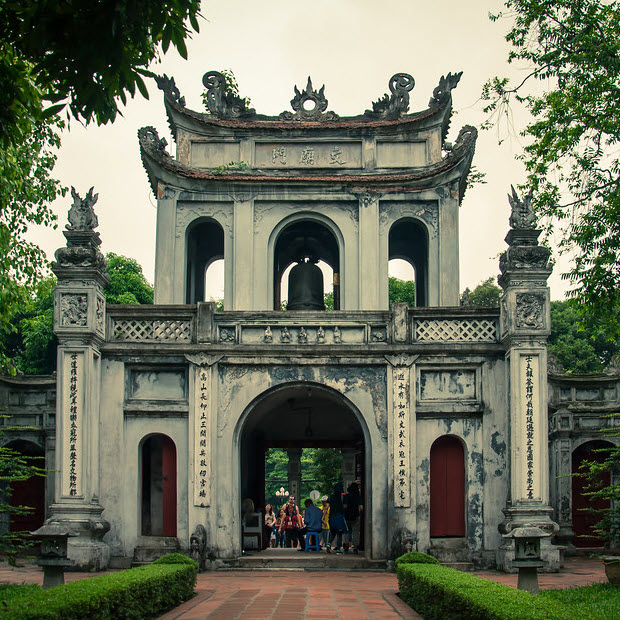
xmin=3 ymin=70 xmax=618 ymax=571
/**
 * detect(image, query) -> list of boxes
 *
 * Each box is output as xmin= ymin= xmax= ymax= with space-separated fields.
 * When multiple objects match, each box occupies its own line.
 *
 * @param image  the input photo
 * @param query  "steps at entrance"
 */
xmin=225 ymin=548 xmax=388 ymax=570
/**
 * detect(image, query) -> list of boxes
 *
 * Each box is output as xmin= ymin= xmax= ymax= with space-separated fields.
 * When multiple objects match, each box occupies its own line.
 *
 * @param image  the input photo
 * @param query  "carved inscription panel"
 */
xmin=191 ymin=141 xmax=241 ymax=168
xmin=419 ymin=369 xmax=476 ymax=401
xmin=255 ymin=142 xmax=362 ymax=169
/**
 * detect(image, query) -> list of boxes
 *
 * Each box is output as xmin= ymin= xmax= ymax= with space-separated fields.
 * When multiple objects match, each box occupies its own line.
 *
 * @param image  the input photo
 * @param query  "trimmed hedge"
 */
xmin=1 ymin=560 xmax=198 ymax=619
xmin=397 ymin=563 xmax=574 ymax=620
xmin=395 ymin=551 xmax=439 ymax=566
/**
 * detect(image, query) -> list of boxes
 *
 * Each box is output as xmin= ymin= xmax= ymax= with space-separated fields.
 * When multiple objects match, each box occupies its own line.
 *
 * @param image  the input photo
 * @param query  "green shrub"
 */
xmin=0 ymin=562 xmax=197 ymax=619
xmin=152 ymin=552 xmax=198 ymax=566
xmin=397 ymin=563 xmax=573 ymax=620
xmin=395 ymin=551 xmax=439 ymax=566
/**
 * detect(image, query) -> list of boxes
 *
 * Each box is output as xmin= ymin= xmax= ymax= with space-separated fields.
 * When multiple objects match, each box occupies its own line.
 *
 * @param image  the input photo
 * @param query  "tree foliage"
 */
xmin=388 ymin=277 xmax=416 ymax=307
xmin=484 ymin=0 xmax=620 ymax=336
xmin=0 ymin=0 xmax=201 ymax=143
xmin=0 ymin=120 xmax=65 ymax=372
xmin=105 ymin=253 xmax=154 ymax=305
xmin=548 ymin=300 xmax=619 ymax=373
xmin=460 ymin=277 xmax=501 ymax=307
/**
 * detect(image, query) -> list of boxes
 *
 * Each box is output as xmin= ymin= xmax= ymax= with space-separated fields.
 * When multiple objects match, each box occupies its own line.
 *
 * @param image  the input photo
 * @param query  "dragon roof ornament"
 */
xmin=364 ymin=73 xmax=415 ymax=120
xmin=202 ymin=71 xmax=256 ymax=119
xmin=428 ymin=72 xmax=463 ymax=107
xmin=154 ymin=74 xmax=185 ymax=107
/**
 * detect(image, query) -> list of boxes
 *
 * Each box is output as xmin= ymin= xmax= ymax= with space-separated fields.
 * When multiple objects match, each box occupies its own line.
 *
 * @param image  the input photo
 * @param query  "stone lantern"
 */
xmin=32 ymin=522 xmax=78 ymax=589
xmin=504 ymin=526 xmax=550 ymax=594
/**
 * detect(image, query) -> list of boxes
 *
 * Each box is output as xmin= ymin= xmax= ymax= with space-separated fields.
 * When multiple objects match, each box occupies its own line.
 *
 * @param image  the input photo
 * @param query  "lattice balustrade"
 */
xmin=111 ymin=318 xmax=192 ymax=342
xmin=414 ymin=318 xmax=498 ymax=343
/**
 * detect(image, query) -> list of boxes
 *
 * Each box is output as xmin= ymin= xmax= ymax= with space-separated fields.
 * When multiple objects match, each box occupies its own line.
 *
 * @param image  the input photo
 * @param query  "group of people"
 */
xmin=263 ymin=481 xmax=363 ymax=554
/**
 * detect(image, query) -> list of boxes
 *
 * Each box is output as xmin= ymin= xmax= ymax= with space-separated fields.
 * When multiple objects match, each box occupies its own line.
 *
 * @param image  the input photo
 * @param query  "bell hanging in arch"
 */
xmin=287 ymin=257 xmax=325 ymax=310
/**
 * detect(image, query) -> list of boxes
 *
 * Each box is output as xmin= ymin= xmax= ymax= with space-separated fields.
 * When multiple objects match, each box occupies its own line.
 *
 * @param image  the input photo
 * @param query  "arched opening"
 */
xmin=186 ymin=219 xmax=225 ymax=304
xmin=388 ymin=258 xmax=416 ymax=307
xmin=572 ymin=440 xmax=613 ymax=547
xmin=430 ymin=435 xmax=465 ymax=537
xmin=3 ymin=440 xmax=45 ymax=533
xmin=141 ymin=434 xmax=177 ymax=537
xmin=389 ymin=219 xmax=428 ymax=307
xmin=238 ymin=383 xmax=368 ymax=553
xmin=273 ymin=220 xmax=340 ymax=310
xmin=204 ymin=258 xmax=224 ymax=305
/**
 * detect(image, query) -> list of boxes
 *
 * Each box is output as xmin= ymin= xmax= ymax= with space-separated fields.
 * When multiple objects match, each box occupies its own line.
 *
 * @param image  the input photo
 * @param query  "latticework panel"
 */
xmin=111 ymin=318 xmax=192 ymax=342
xmin=414 ymin=319 xmax=498 ymax=343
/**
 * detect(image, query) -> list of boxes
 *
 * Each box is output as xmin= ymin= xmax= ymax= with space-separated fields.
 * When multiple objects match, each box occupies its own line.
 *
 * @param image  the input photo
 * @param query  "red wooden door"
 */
xmin=161 ymin=436 xmax=177 ymax=537
xmin=430 ymin=436 xmax=465 ymax=537
xmin=572 ymin=442 xmax=610 ymax=547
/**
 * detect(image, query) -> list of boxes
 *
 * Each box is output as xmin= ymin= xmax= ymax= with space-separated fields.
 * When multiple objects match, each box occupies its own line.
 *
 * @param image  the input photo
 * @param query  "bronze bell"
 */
xmin=287 ymin=259 xmax=325 ymax=310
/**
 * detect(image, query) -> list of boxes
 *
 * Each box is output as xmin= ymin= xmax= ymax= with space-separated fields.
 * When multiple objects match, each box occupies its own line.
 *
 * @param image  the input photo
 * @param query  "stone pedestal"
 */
xmin=286 ymin=449 xmax=302 ymax=503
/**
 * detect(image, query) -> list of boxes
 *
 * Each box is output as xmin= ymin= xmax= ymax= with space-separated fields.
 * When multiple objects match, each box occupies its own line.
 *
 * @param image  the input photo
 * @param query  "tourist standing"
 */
xmin=328 ymin=482 xmax=347 ymax=553
xmin=320 ymin=496 xmax=330 ymax=550
xmin=274 ymin=508 xmax=285 ymax=548
xmin=264 ymin=504 xmax=276 ymax=549
xmin=343 ymin=481 xmax=363 ymax=553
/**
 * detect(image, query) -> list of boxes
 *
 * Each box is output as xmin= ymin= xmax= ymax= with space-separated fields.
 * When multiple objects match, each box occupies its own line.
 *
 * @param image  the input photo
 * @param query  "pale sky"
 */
xmin=28 ymin=0 xmax=571 ymax=300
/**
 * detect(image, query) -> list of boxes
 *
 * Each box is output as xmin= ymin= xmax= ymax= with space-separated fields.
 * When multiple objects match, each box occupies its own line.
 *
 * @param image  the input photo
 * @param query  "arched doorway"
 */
xmin=273 ymin=220 xmax=340 ymax=310
xmin=572 ymin=440 xmax=612 ymax=547
xmin=237 ymin=383 xmax=369 ymax=552
xmin=4 ymin=440 xmax=45 ymax=533
xmin=141 ymin=434 xmax=177 ymax=537
xmin=430 ymin=435 xmax=465 ymax=537
xmin=389 ymin=219 xmax=428 ymax=306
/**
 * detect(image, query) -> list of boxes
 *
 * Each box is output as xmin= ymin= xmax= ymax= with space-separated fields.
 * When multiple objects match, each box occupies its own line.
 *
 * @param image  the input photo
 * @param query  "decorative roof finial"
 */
xmin=280 ymin=77 xmax=338 ymax=121
xmin=508 ymin=185 xmax=537 ymax=230
xmin=428 ymin=72 xmax=463 ymax=107
xmin=154 ymin=74 xmax=185 ymax=107
xmin=67 ymin=187 xmax=99 ymax=231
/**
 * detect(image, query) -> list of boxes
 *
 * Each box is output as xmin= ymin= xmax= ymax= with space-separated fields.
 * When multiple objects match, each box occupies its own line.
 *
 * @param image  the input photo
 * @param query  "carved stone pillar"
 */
xmin=286 ymin=449 xmax=302 ymax=503
xmin=497 ymin=187 xmax=559 ymax=572
xmin=341 ymin=449 xmax=356 ymax=492
xmin=49 ymin=188 xmax=110 ymax=570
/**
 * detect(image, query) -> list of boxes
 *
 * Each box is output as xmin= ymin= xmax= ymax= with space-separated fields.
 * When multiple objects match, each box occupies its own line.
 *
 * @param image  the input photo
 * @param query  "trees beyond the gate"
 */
xmin=484 ymin=0 xmax=620 ymax=337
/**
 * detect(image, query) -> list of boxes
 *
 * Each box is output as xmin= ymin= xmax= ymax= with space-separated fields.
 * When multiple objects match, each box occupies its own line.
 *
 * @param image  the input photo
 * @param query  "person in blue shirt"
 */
xmin=302 ymin=498 xmax=324 ymax=551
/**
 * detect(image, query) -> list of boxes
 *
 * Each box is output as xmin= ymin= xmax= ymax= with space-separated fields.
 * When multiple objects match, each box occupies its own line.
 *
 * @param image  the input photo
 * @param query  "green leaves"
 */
xmin=484 ymin=0 xmax=620 ymax=336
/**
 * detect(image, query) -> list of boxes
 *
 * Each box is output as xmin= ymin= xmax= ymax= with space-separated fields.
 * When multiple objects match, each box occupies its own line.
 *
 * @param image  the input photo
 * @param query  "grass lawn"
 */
xmin=540 ymin=583 xmax=620 ymax=620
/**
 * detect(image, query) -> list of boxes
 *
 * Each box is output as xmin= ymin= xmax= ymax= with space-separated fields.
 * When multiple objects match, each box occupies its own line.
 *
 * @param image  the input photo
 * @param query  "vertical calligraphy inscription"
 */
xmin=518 ymin=354 xmax=540 ymax=500
xmin=194 ymin=366 xmax=211 ymax=506
xmin=62 ymin=352 xmax=82 ymax=497
xmin=393 ymin=366 xmax=411 ymax=507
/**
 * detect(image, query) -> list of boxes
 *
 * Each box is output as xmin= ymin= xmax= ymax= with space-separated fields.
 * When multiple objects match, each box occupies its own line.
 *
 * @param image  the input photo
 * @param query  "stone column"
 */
xmin=497 ymin=187 xmax=560 ymax=572
xmin=232 ymin=196 xmax=254 ymax=310
xmin=153 ymin=186 xmax=179 ymax=304
xmin=357 ymin=192 xmax=381 ymax=310
xmin=286 ymin=449 xmax=302 ymax=503
xmin=49 ymin=187 xmax=110 ymax=570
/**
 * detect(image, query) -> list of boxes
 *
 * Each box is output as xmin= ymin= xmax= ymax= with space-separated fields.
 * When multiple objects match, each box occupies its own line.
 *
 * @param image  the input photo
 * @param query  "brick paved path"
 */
xmin=0 ymin=556 xmax=607 ymax=619
xmin=159 ymin=571 xmax=421 ymax=620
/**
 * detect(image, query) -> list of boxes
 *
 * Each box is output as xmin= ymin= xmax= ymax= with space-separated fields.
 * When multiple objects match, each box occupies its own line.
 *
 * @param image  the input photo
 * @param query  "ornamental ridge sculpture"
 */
xmin=428 ymin=72 xmax=463 ymax=107
xmin=154 ymin=74 xmax=186 ymax=107
xmin=365 ymin=73 xmax=415 ymax=120
xmin=280 ymin=77 xmax=338 ymax=121
xmin=202 ymin=70 xmax=256 ymax=119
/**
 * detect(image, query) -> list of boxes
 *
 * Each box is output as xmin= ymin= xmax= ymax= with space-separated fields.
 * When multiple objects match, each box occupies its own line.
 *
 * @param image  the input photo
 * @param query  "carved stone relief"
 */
xmin=60 ymin=294 xmax=88 ymax=327
xmin=515 ymin=293 xmax=545 ymax=329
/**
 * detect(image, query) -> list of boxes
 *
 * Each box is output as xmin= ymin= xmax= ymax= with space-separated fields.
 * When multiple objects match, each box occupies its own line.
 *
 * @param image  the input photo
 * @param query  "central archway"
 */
xmin=236 ymin=382 xmax=370 ymax=554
